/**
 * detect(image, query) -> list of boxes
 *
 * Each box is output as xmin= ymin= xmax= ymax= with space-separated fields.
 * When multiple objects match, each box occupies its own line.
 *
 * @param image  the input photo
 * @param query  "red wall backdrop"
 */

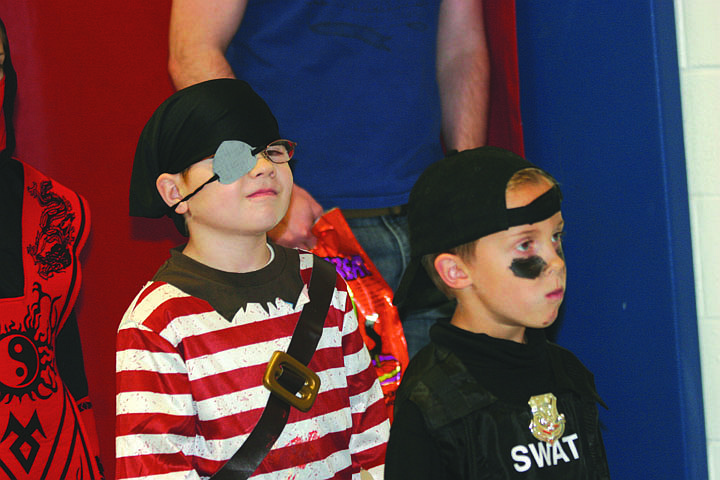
xmin=1 ymin=2 xmax=521 ymax=477
xmin=2 ymin=2 xmax=181 ymax=477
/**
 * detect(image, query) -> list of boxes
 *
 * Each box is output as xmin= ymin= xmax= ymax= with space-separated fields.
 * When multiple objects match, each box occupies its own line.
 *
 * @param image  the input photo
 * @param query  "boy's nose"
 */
xmin=544 ymin=246 xmax=566 ymax=276
xmin=249 ymin=154 xmax=275 ymax=177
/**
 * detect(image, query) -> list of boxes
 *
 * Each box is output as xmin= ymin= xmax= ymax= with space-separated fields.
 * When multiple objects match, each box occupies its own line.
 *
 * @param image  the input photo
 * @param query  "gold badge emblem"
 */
xmin=528 ymin=393 xmax=566 ymax=444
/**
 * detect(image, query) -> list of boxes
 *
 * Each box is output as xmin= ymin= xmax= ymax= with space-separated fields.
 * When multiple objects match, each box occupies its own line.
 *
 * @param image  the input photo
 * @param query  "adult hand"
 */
xmin=269 ymin=184 xmax=324 ymax=250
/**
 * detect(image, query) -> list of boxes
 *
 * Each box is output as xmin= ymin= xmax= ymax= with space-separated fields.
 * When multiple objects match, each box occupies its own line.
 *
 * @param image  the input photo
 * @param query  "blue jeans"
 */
xmin=345 ymin=214 xmax=455 ymax=359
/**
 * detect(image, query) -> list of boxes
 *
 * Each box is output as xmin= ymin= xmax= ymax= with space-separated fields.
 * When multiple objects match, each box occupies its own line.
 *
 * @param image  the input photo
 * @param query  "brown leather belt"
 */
xmin=342 ymin=204 xmax=407 ymax=218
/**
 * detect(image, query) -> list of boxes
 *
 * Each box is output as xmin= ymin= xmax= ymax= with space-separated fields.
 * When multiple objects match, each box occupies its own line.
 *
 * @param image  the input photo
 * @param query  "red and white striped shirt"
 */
xmin=116 ymin=250 xmax=389 ymax=479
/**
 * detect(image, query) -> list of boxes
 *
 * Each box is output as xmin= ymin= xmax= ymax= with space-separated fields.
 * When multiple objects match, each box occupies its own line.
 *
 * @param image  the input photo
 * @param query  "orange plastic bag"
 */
xmin=311 ymin=208 xmax=408 ymax=421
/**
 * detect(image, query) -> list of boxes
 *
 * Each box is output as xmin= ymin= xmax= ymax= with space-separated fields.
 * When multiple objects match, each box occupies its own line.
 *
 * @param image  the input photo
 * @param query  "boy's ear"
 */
xmin=156 ymin=173 xmax=187 ymax=214
xmin=434 ymin=253 xmax=472 ymax=290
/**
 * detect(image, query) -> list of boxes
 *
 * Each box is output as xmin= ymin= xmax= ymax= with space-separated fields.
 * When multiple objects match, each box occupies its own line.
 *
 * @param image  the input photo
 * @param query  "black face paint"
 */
xmin=510 ymin=256 xmax=546 ymax=279
xmin=509 ymin=246 xmax=565 ymax=279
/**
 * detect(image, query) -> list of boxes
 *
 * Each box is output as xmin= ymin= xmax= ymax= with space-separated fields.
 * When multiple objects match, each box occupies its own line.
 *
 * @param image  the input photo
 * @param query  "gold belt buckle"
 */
xmin=263 ymin=351 xmax=321 ymax=412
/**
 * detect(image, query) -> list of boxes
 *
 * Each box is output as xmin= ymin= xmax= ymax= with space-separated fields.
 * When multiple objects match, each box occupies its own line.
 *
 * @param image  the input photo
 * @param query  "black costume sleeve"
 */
xmin=386 ymin=400 xmax=446 ymax=480
xmin=0 ymin=157 xmax=24 ymax=298
xmin=56 ymin=309 xmax=90 ymax=401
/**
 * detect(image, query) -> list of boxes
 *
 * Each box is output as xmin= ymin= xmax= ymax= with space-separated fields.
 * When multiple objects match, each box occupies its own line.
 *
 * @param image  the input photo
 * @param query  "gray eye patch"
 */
xmin=213 ymin=140 xmax=257 ymax=184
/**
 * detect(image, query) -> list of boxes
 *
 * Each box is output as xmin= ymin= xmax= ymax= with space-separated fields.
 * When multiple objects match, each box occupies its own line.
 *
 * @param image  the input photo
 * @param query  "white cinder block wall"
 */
xmin=674 ymin=0 xmax=720 ymax=477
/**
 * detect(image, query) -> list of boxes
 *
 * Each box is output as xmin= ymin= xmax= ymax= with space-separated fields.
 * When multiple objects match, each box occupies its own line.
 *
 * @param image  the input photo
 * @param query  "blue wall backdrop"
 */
xmin=515 ymin=1 xmax=706 ymax=478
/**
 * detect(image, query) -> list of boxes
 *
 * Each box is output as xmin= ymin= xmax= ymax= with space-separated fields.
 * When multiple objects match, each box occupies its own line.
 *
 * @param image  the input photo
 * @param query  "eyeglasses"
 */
xmin=251 ymin=139 xmax=297 ymax=164
xmin=169 ymin=139 xmax=297 ymax=212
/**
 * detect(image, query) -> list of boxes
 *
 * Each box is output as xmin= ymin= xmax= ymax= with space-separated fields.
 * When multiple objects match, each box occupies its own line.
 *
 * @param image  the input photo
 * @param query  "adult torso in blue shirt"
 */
xmin=227 ymin=0 xmax=443 ymax=210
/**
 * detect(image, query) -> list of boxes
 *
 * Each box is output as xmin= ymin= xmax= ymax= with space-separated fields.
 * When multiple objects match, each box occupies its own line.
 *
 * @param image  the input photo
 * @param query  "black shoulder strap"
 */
xmin=407 ymin=345 xmax=495 ymax=432
xmin=212 ymin=255 xmax=337 ymax=479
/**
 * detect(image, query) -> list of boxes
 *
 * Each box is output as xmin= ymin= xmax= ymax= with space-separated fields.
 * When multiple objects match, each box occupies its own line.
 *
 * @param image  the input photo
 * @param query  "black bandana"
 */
xmin=129 ymin=79 xmax=280 ymax=224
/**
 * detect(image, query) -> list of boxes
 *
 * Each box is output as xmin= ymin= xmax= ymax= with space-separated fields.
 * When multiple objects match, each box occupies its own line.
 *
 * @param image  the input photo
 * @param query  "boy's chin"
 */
xmin=535 ymin=310 xmax=560 ymax=329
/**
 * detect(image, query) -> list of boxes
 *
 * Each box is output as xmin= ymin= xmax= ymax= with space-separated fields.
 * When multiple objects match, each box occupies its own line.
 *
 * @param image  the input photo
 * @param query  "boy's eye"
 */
xmin=516 ymin=240 xmax=533 ymax=253
xmin=552 ymin=231 xmax=565 ymax=244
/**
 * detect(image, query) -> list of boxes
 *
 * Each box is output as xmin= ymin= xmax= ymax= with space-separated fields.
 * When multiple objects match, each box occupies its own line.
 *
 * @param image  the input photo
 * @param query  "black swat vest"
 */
xmin=395 ymin=343 xmax=610 ymax=479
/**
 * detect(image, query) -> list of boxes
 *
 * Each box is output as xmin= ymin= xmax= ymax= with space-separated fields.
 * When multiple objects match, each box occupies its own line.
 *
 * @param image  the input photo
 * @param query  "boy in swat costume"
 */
xmin=117 ymin=79 xmax=388 ymax=479
xmin=386 ymin=147 xmax=609 ymax=479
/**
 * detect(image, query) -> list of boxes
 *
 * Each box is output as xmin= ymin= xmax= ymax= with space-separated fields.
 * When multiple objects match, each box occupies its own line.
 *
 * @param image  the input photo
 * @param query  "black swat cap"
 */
xmin=129 ymin=78 xmax=280 ymax=233
xmin=393 ymin=146 xmax=561 ymax=311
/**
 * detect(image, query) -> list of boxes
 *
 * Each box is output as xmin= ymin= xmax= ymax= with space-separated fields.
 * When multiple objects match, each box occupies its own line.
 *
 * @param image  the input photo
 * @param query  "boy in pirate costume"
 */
xmin=386 ymin=147 xmax=609 ymax=479
xmin=117 ymin=79 xmax=388 ymax=479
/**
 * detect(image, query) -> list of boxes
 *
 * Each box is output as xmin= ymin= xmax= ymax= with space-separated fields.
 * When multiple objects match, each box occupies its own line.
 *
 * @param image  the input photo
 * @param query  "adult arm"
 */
xmin=168 ymin=0 xmax=248 ymax=89
xmin=436 ymin=0 xmax=490 ymax=150
xmin=168 ymin=0 xmax=324 ymax=247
